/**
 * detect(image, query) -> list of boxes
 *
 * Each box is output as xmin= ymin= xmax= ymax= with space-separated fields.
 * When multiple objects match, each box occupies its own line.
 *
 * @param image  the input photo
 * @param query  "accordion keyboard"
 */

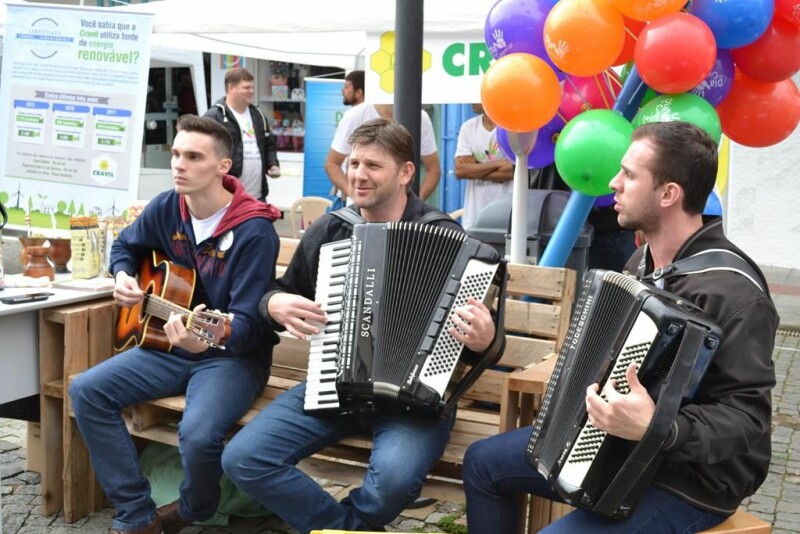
xmin=557 ymin=313 xmax=656 ymax=492
xmin=304 ymin=240 xmax=352 ymax=412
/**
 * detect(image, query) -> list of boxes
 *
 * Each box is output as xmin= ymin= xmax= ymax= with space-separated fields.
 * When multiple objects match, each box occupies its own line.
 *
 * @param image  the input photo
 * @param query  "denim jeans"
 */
xmin=222 ymin=381 xmax=454 ymax=533
xmin=464 ymin=427 xmax=729 ymax=534
xmin=69 ymin=347 xmax=265 ymax=532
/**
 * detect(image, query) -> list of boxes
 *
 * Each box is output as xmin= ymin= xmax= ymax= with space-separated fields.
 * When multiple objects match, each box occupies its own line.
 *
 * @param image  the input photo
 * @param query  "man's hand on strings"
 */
xmin=113 ymin=271 xmax=144 ymax=308
xmin=585 ymin=363 xmax=655 ymax=441
xmin=449 ymin=297 xmax=495 ymax=353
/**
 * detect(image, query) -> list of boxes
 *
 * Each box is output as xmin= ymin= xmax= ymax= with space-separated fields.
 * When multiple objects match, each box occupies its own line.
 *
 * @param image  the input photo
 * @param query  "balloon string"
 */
xmin=604 ymin=68 xmax=623 ymax=89
xmin=624 ymin=26 xmax=639 ymax=40
xmin=556 ymin=110 xmax=568 ymax=124
xmin=595 ymin=74 xmax=611 ymax=109
xmin=565 ymin=75 xmax=593 ymax=112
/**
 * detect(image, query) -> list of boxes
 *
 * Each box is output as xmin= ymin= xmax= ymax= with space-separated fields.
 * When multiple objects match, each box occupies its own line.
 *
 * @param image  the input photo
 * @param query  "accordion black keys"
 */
xmin=304 ymin=221 xmax=507 ymax=418
xmin=526 ymin=269 xmax=722 ymax=519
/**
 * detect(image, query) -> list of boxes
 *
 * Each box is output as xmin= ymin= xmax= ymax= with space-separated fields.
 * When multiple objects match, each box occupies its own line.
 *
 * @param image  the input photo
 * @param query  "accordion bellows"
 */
xmin=305 ymin=221 xmax=507 ymax=418
xmin=526 ymin=270 xmax=722 ymax=519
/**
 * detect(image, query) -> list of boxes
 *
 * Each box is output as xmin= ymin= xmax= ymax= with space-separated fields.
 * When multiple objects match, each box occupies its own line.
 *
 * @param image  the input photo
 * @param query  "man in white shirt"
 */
xmin=205 ymin=68 xmax=280 ymax=201
xmin=324 ymin=102 xmax=441 ymax=202
xmin=454 ymin=104 xmax=514 ymax=230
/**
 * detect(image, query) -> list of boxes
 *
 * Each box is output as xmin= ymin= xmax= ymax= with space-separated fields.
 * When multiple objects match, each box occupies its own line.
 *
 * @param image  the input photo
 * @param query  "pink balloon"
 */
xmin=560 ymin=70 xmax=622 ymax=121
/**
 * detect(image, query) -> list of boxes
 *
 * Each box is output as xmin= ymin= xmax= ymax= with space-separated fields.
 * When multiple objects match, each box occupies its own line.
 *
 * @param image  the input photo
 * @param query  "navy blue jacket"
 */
xmin=111 ymin=176 xmax=280 ymax=372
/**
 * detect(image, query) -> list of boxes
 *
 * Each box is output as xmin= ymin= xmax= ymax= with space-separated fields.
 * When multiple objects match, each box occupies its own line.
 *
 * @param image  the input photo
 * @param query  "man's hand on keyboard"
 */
xmin=268 ymin=292 xmax=327 ymax=340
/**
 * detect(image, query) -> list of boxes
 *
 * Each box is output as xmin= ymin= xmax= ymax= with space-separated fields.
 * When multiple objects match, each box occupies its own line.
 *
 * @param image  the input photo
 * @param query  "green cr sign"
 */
xmin=442 ymin=42 xmax=493 ymax=77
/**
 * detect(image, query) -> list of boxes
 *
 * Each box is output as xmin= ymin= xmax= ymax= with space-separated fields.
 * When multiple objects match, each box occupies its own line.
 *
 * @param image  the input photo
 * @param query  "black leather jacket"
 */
xmin=624 ymin=218 xmax=779 ymax=514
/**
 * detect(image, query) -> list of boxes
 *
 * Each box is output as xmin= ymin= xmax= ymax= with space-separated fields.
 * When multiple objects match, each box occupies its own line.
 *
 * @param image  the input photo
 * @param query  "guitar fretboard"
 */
xmin=143 ymin=294 xmax=190 ymax=322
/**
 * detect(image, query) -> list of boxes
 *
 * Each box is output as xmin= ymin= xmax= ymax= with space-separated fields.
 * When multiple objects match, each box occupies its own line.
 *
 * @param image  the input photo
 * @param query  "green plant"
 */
xmin=437 ymin=514 xmax=468 ymax=534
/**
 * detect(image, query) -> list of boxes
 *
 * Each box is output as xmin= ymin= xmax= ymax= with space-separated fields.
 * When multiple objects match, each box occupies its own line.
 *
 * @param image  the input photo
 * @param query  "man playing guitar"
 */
xmin=70 ymin=115 xmax=281 ymax=534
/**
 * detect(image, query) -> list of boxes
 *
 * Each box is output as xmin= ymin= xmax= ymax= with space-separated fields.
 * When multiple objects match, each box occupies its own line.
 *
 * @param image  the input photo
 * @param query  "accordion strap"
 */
xmin=638 ymin=246 xmax=767 ymax=295
xmin=331 ymin=207 xmax=454 ymax=227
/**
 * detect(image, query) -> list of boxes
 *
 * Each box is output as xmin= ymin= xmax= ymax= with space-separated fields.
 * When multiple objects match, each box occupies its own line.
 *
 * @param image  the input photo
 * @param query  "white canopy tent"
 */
xmin=119 ymin=0 xmax=493 ymax=69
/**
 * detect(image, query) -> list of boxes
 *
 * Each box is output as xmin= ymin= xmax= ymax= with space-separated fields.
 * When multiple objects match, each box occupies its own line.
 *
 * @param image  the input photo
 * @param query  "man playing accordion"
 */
xmin=222 ymin=118 xmax=504 ymax=533
xmin=463 ymin=121 xmax=779 ymax=533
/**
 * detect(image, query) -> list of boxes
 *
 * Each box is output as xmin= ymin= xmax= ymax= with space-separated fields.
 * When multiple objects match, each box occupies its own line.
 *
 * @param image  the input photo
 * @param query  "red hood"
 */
xmin=179 ymin=175 xmax=281 ymax=236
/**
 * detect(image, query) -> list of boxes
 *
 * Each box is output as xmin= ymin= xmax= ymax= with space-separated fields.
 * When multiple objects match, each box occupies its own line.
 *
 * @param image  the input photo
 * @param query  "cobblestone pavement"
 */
xmin=1 ymin=331 xmax=797 ymax=533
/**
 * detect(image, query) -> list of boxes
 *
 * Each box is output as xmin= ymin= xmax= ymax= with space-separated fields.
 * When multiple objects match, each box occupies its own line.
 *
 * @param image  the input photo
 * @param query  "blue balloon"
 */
xmin=704 ymin=190 xmax=723 ymax=216
xmin=689 ymin=0 xmax=773 ymax=49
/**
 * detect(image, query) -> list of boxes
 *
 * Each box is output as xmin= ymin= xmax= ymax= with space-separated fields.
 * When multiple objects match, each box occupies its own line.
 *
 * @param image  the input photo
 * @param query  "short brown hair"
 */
xmin=224 ymin=67 xmax=254 ymax=91
xmin=632 ymin=122 xmax=718 ymax=215
xmin=348 ymin=118 xmax=414 ymax=168
xmin=176 ymin=115 xmax=233 ymax=159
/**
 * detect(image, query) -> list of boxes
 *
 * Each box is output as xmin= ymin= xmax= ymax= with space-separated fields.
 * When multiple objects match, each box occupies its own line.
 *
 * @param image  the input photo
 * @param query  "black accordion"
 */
xmin=526 ymin=269 xmax=722 ymax=519
xmin=304 ymin=221 xmax=507 ymax=418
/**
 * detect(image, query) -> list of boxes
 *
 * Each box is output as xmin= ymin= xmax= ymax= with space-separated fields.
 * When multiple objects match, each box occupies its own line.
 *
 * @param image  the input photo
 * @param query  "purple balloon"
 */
xmin=485 ymin=0 xmax=564 ymax=79
xmin=594 ymin=193 xmax=616 ymax=207
xmin=496 ymin=114 xmax=566 ymax=169
xmin=690 ymin=49 xmax=734 ymax=106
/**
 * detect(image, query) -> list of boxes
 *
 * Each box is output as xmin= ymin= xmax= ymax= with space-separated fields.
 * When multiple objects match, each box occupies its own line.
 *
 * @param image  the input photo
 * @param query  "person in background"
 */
xmin=325 ymin=73 xmax=441 ymax=204
xmin=70 ymin=116 xmax=281 ymax=534
xmin=462 ymin=121 xmax=778 ymax=533
xmin=454 ymin=103 xmax=514 ymax=229
xmin=341 ymin=69 xmax=365 ymax=107
xmin=223 ymin=118 xmax=502 ymax=533
xmin=205 ymin=67 xmax=280 ymax=201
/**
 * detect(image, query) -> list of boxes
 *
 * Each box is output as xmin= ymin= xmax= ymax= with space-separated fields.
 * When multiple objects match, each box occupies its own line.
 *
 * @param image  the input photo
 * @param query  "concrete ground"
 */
xmin=2 ymin=224 xmax=799 ymax=533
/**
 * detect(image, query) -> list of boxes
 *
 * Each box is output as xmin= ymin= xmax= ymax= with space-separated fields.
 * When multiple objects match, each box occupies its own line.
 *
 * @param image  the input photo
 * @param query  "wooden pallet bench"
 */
xmin=50 ymin=237 xmax=579 ymax=526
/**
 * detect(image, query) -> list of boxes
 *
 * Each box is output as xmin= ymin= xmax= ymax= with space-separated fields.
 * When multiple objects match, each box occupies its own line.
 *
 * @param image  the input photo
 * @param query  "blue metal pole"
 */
xmin=538 ymin=65 xmax=648 ymax=267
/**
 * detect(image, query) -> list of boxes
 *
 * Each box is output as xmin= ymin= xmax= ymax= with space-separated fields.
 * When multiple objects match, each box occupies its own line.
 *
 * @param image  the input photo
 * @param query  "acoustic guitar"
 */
xmin=115 ymin=250 xmax=232 ymax=353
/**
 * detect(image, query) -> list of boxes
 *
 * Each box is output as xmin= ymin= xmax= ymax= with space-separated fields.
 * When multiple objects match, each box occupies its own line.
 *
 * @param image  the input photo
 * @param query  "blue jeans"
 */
xmin=463 ymin=427 xmax=729 ymax=534
xmin=69 ymin=347 xmax=266 ymax=532
xmin=222 ymin=381 xmax=454 ymax=533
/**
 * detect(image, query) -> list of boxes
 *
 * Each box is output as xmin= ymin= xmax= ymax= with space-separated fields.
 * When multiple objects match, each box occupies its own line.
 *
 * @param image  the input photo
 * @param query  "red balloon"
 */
xmin=775 ymin=0 xmax=800 ymax=27
xmin=731 ymin=16 xmax=800 ymax=82
xmin=634 ymin=13 xmax=717 ymax=94
xmin=716 ymin=68 xmax=800 ymax=147
xmin=560 ymin=70 xmax=623 ymax=120
xmin=613 ymin=16 xmax=647 ymax=66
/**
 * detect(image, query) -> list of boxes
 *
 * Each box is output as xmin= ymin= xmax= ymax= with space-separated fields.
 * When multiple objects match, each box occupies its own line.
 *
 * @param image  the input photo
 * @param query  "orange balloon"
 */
xmin=544 ymin=0 xmax=626 ymax=77
xmin=480 ymin=53 xmax=562 ymax=132
xmin=610 ymin=0 xmax=685 ymax=22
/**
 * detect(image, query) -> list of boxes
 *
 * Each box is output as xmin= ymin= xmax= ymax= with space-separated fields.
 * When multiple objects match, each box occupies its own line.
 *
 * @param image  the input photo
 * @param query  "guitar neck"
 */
xmin=144 ymin=294 xmax=191 ymax=322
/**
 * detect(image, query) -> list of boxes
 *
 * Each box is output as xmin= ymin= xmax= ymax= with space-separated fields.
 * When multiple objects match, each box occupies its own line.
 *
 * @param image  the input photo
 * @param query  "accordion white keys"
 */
xmin=304 ymin=221 xmax=507 ymax=418
xmin=526 ymin=269 xmax=722 ymax=519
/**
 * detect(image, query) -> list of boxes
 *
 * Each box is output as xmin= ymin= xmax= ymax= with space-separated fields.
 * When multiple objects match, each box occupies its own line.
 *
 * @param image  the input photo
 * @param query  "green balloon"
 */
xmin=555 ymin=110 xmax=634 ymax=197
xmin=632 ymin=93 xmax=722 ymax=144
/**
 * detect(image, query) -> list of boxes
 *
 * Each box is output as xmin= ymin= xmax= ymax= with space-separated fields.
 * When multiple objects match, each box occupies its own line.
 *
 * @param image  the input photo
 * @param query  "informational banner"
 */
xmin=366 ymin=31 xmax=489 ymax=104
xmin=0 ymin=3 xmax=152 ymax=228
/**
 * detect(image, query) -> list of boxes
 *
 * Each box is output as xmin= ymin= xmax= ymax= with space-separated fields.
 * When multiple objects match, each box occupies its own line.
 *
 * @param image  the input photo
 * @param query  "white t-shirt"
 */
xmin=191 ymin=202 xmax=230 ymax=244
xmin=331 ymin=104 xmax=438 ymax=157
xmin=455 ymin=115 xmax=513 ymax=230
xmin=231 ymin=107 xmax=263 ymax=198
